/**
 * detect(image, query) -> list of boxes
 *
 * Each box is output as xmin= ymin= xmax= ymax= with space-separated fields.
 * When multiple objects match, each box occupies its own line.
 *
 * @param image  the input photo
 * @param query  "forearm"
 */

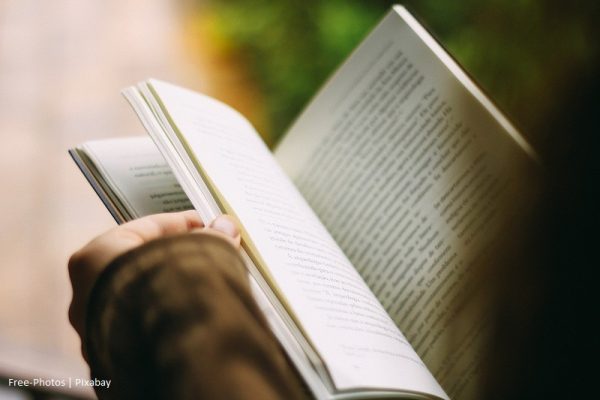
xmin=85 ymin=234 xmax=305 ymax=400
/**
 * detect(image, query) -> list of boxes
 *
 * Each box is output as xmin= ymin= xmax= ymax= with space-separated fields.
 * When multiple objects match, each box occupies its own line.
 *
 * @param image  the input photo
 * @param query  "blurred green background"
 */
xmin=190 ymin=0 xmax=597 ymax=153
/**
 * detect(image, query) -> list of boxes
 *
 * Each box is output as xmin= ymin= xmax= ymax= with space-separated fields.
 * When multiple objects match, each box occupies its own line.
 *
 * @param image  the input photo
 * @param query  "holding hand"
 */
xmin=67 ymin=211 xmax=241 ymax=342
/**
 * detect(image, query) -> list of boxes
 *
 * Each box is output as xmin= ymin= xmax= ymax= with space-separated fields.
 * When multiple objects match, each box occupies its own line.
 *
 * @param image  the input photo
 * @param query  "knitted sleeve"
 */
xmin=85 ymin=233 xmax=306 ymax=400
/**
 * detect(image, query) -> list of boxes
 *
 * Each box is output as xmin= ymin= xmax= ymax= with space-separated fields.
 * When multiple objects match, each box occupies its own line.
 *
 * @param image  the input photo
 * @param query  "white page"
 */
xmin=78 ymin=129 xmax=335 ymax=397
xmin=275 ymin=6 xmax=535 ymax=399
xmin=147 ymin=79 xmax=447 ymax=398
xmin=82 ymin=137 xmax=192 ymax=218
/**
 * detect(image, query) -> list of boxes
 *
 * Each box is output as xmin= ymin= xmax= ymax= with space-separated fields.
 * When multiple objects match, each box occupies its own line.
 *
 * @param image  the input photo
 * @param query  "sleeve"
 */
xmin=84 ymin=233 xmax=307 ymax=400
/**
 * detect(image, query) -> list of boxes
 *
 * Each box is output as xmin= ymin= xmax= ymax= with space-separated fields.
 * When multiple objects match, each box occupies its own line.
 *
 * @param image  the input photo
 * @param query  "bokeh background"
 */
xmin=0 ymin=0 xmax=597 ymax=398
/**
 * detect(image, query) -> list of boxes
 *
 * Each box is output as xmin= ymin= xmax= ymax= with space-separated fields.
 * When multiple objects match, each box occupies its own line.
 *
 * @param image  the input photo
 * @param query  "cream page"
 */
xmin=83 ymin=137 xmax=192 ymax=217
xmin=275 ymin=7 xmax=534 ymax=399
xmin=148 ymin=79 xmax=447 ymax=399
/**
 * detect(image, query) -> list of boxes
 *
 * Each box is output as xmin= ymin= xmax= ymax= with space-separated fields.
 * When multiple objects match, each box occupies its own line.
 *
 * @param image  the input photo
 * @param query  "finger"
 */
xmin=77 ymin=210 xmax=204 ymax=272
xmin=203 ymin=215 xmax=242 ymax=249
xmin=119 ymin=210 xmax=204 ymax=243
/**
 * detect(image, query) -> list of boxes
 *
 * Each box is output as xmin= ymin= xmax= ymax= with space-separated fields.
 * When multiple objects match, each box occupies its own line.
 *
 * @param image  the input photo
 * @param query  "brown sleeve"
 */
xmin=85 ymin=233 xmax=307 ymax=400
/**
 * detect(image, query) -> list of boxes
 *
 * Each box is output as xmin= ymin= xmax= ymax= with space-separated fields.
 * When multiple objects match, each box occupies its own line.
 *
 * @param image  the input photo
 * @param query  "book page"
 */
xmin=275 ymin=7 xmax=535 ymax=399
xmin=147 ymin=80 xmax=447 ymax=398
xmin=82 ymin=137 xmax=192 ymax=218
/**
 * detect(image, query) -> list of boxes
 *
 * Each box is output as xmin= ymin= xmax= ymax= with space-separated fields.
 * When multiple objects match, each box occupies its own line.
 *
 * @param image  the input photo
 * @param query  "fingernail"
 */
xmin=210 ymin=215 xmax=240 ymax=239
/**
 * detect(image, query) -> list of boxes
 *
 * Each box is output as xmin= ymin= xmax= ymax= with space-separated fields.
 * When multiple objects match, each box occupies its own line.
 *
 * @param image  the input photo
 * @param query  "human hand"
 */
xmin=68 ymin=210 xmax=241 ymax=343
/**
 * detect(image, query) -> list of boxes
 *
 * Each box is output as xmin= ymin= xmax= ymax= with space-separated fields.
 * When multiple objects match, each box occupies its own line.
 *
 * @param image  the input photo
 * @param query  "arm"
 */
xmin=68 ymin=211 xmax=305 ymax=400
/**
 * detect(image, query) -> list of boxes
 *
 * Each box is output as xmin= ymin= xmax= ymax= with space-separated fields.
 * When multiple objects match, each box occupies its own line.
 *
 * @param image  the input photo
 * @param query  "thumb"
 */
xmin=203 ymin=215 xmax=241 ymax=249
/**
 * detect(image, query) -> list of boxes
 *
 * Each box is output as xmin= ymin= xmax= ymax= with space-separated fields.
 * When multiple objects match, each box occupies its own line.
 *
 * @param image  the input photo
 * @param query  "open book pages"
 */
xmin=70 ymin=136 xmax=335 ymax=398
xmin=70 ymin=5 xmax=538 ymax=400
xmin=275 ymin=5 xmax=536 ymax=398
xmin=122 ymin=81 xmax=447 ymax=399
xmin=69 ymin=137 xmax=192 ymax=223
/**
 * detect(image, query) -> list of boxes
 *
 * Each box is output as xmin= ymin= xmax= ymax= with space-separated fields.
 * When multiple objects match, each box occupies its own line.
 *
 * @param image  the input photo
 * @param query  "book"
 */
xmin=70 ymin=5 xmax=537 ymax=399
xmin=69 ymin=137 xmax=193 ymax=223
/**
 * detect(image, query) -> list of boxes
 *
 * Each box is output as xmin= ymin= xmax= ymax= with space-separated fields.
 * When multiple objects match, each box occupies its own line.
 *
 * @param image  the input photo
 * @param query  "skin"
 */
xmin=67 ymin=210 xmax=241 ymax=352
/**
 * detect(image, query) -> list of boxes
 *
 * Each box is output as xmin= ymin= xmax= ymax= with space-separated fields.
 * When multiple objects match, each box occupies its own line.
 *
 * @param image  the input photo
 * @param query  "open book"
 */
xmin=70 ymin=6 xmax=537 ymax=399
